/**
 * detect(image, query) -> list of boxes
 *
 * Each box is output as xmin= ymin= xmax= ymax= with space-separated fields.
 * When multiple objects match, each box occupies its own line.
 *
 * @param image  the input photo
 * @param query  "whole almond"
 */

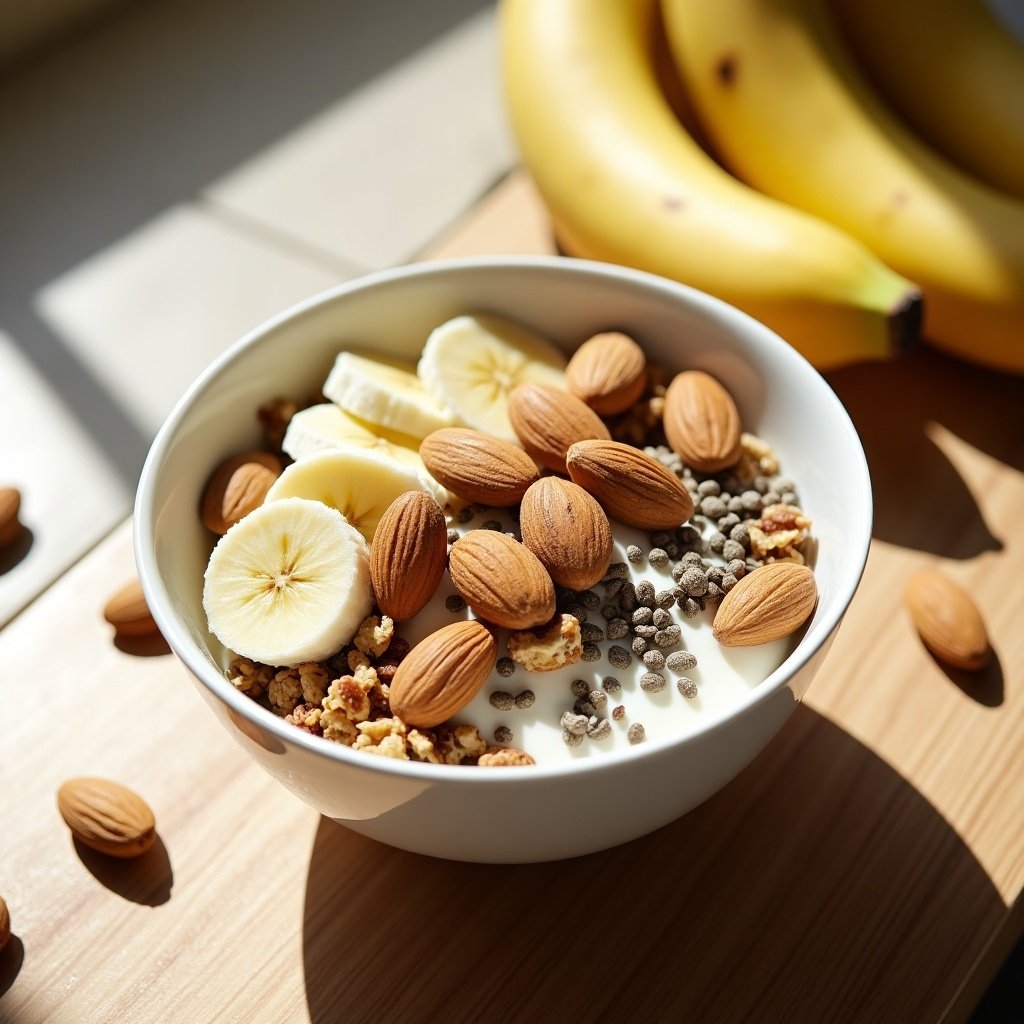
xmin=420 ymin=427 xmax=540 ymax=506
xmin=663 ymin=370 xmax=743 ymax=473
xmin=201 ymin=451 xmax=283 ymax=534
xmin=0 ymin=895 xmax=9 ymax=953
xmin=519 ymin=477 xmax=613 ymax=591
xmin=565 ymin=331 xmax=647 ymax=415
xmin=0 ymin=486 xmax=23 ymax=547
xmin=712 ymin=562 xmax=817 ymax=646
xmin=507 ymin=382 xmax=611 ymax=473
xmin=905 ymin=568 xmax=991 ymax=671
xmin=448 ymin=531 xmax=556 ymax=629
xmin=388 ymin=620 xmax=498 ymax=728
xmin=57 ymin=777 xmax=157 ymax=858
xmin=565 ymin=439 xmax=694 ymax=530
xmin=103 ymin=578 xmax=161 ymax=638
xmin=370 ymin=491 xmax=448 ymax=621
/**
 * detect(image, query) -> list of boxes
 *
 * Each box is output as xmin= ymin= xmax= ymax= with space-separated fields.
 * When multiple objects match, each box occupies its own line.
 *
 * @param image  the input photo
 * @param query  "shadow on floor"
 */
xmin=301 ymin=706 xmax=1007 ymax=1022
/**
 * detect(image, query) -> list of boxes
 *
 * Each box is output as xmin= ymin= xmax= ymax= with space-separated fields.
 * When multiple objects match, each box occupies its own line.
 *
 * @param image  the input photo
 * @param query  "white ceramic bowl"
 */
xmin=135 ymin=256 xmax=871 ymax=863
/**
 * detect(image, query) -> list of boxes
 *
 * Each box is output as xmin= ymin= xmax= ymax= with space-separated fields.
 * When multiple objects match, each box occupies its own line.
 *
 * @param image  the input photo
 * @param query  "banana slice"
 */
xmin=203 ymin=496 xmax=372 ymax=667
xmin=323 ymin=351 xmax=454 ymax=441
xmin=417 ymin=314 xmax=567 ymax=443
xmin=265 ymin=445 xmax=434 ymax=543
xmin=282 ymin=404 xmax=448 ymax=504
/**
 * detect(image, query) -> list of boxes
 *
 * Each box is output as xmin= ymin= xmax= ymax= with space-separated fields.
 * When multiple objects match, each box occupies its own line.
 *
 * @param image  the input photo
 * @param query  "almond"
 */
xmin=519 ymin=478 xmax=612 ymax=591
xmin=565 ymin=439 xmax=694 ymax=530
xmin=905 ymin=568 xmax=991 ymax=671
xmin=0 ymin=486 xmax=22 ymax=547
xmin=565 ymin=331 xmax=647 ymax=415
xmin=388 ymin=620 xmax=498 ymax=728
xmin=370 ymin=491 xmax=448 ymax=621
xmin=663 ymin=370 xmax=743 ymax=473
xmin=103 ymin=578 xmax=161 ymax=638
xmin=201 ymin=451 xmax=283 ymax=534
xmin=712 ymin=562 xmax=817 ymax=646
xmin=57 ymin=777 xmax=157 ymax=859
xmin=419 ymin=427 xmax=540 ymax=506
xmin=0 ymin=895 xmax=9 ymax=953
xmin=448 ymin=531 xmax=556 ymax=629
xmin=507 ymin=382 xmax=611 ymax=473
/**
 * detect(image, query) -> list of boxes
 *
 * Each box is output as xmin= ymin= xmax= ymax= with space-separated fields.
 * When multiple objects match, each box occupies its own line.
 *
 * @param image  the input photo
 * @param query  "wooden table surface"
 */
xmin=2 ymin=172 xmax=1022 ymax=1023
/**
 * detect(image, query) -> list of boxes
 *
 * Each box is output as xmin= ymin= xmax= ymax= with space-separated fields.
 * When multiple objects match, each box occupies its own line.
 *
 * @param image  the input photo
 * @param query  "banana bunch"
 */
xmin=202 ymin=315 xmax=567 ymax=666
xmin=500 ymin=0 xmax=1024 ymax=373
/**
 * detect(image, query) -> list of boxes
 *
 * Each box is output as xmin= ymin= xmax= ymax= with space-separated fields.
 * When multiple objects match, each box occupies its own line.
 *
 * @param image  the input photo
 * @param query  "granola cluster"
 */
xmin=227 ymin=614 xmax=488 ymax=765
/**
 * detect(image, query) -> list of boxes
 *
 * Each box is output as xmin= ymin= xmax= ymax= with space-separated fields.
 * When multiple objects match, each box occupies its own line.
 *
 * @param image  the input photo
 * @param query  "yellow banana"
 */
xmin=833 ymin=0 xmax=1024 ymax=201
xmin=661 ymin=0 xmax=1024 ymax=373
xmin=499 ymin=0 xmax=922 ymax=370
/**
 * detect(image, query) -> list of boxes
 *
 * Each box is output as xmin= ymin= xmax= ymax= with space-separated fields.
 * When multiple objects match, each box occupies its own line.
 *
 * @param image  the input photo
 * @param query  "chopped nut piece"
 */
xmin=353 ymin=614 xmax=394 ymax=658
xmin=478 ymin=747 xmax=536 ymax=766
xmin=227 ymin=657 xmax=274 ymax=699
xmin=507 ymin=614 xmax=582 ymax=672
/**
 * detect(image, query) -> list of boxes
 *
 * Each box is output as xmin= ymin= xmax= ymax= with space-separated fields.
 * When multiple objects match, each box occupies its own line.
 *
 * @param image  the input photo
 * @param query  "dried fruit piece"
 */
xmin=200 ymin=451 xmax=283 ymax=534
xmin=905 ymin=568 xmax=991 ymax=671
xmin=519 ymin=477 xmax=613 ymax=591
xmin=507 ymin=382 xmax=611 ymax=472
xmin=103 ymin=579 xmax=161 ymax=638
xmin=0 ymin=487 xmax=23 ymax=547
xmin=712 ymin=562 xmax=817 ymax=646
xmin=565 ymin=439 xmax=694 ymax=530
xmin=370 ymin=491 xmax=448 ymax=621
xmin=388 ymin=620 xmax=498 ymax=728
xmin=565 ymin=331 xmax=647 ymax=415
xmin=448 ymin=531 xmax=556 ymax=629
xmin=663 ymin=370 xmax=742 ymax=472
xmin=56 ymin=778 xmax=157 ymax=859
xmin=419 ymin=427 xmax=540 ymax=506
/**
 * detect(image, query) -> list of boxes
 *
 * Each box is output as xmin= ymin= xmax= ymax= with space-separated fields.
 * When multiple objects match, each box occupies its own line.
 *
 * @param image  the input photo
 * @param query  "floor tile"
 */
xmin=0 ymin=330 xmax=129 ymax=625
xmin=205 ymin=8 xmax=516 ymax=271
xmin=34 ymin=204 xmax=350 ymax=438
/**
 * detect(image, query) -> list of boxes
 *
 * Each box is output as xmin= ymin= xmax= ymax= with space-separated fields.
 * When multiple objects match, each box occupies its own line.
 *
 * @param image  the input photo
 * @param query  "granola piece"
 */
xmin=478 ymin=747 xmax=536 ymax=767
xmin=353 ymin=614 xmax=394 ymax=658
xmin=226 ymin=657 xmax=274 ymax=699
xmin=407 ymin=729 xmax=443 ymax=764
xmin=322 ymin=670 xmax=376 ymax=723
xmin=434 ymin=723 xmax=487 ymax=765
xmin=320 ymin=708 xmax=358 ymax=745
xmin=267 ymin=668 xmax=304 ymax=713
xmin=347 ymin=649 xmax=372 ymax=673
xmin=734 ymin=432 xmax=779 ymax=483
xmin=507 ymin=613 xmax=582 ymax=672
xmin=285 ymin=702 xmax=323 ymax=736
xmin=374 ymin=636 xmax=410 ymax=683
xmin=748 ymin=503 xmax=812 ymax=562
xmin=353 ymin=717 xmax=409 ymax=759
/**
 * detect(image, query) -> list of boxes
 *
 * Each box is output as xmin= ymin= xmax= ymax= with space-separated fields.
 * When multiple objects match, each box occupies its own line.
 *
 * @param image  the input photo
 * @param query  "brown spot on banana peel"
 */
xmin=887 ymin=288 xmax=924 ymax=355
xmin=663 ymin=195 xmax=686 ymax=211
xmin=716 ymin=53 xmax=738 ymax=85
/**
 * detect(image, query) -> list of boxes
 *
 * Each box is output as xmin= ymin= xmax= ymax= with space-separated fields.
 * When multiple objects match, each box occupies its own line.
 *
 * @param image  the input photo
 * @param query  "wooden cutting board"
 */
xmin=2 ymin=170 xmax=1021 ymax=1023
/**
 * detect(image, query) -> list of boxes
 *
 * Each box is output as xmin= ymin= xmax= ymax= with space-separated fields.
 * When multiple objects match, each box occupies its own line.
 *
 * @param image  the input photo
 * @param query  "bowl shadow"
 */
xmin=301 ymin=706 xmax=1005 ymax=1023
xmin=825 ymin=346 xmax=1023 ymax=558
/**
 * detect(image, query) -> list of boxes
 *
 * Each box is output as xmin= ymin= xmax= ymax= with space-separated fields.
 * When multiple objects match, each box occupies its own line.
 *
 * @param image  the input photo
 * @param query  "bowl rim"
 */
xmin=135 ymin=254 xmax=872 ymax=784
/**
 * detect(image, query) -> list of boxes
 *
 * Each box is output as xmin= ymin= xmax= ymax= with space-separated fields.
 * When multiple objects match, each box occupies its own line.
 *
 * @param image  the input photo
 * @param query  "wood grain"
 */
xmin=0 ymin=171 xmax=1021 ymax=1023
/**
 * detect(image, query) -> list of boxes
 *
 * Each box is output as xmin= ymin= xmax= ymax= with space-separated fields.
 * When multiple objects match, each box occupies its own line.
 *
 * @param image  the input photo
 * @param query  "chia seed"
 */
xmin=626 ymin=544 xmax=644 ymax=563
xmin=727 ymin=496 xmax=744 ymax=513
xmin=651 ymin=531 xmax=672 ymax=548
xmin=643 ymin=650 xmax=666 ymax=671
xmin=633 ymin=624 xmax=658 ymax=639
xmin=601 ymin=676 xmax=622 ymax=695
xmin=482 ymin=519 xmax=502 ymax=531
xmin=570 ymin=678 xmax=590 ymax=697
xmin=579 ymin=589 xmax=601 ymax=609
xmin=496 ymin=657 xmax=516 ymax=677
xmin=631 ymin=636 xmax=649 ymax=655
xmin=679 ymin=597 xmax=701 ymax=619
xmin=780 ymin=491 xmax=798 ymax=506
xmin=648 ymin=548 xmax=669 ymax=568
xmin=640 ymin=671 xmax=666 ymax=693
xmin=655 ymin=625 xmax=682 ymax=647
xmin=697 ymin=479 xmax=721 ymax=497
xmin=664 ymin=542 xmax=680 ymax=559
xmin=627 ymin=723 xmax=646 ymax=744
xmin=603 ymin=577 xmax=625 ymax=598
xmin=574 ymin=698 xmax=597 ymax=717
xmin=707 ymin=531 xmax=727 ymax=553
xmin=601 ymin=604 xmax=620 ymax=621
xmin=589 ymin=689 xmax=608 ymax=710
xmin=494 ymin=725 xmax=513 ymax=743
xmin=671 ymin=562 xmax=686 ymax=583
xmin=656 ymin=589 xmax=676 ymax=609
xmin=682 ymin=550 xmax=704 ymax=568
xmin=740 ymin=490 xmax=762 ymax=512
xmin=608 ymin=645 xmax=633 ymax=669
xmin=632 ymin=607 xmax=653 ymax=626
xmin=604 ymin=562 xmax=629 ymax=580
xmin=612 ymin=704 xmax=626 ymax=720
xmin=652 ymin=608 xmax=673 ymax=629
xmin=705 ymin=581 xmax=725 ymax=604
xmin=636 ymin=580 xmax=656 ymax=607
xmin=727 ymin=558 xmax=746 ymax=578
xmin=730 ymin=523 xmax=751 ymax=547
xmin=456 ymin=505 xmax=474 ymax=523
xmin=619 ymin=584 xmax=638 ymax=612
xmin=581 ymin=622 xmax=606 ymax=643
xmin=445 ymin=594 xmax=466 ymax=613
xmin=722 ymin=539 xmax=746 ymax=562
xmin=665 ymin=650 xmax=698 ymax=672
xmin=700 ymin=495 xmax=728 ymax=519
xmin=606 ymin=618 xmax=630 ymax=640
xmin=562 ymin=729 xmax=584 ymax=748
xmin=680 ymin=567 xmax=708 ymax=597
xmin=560 ymin=711 xmax=589 ymax=736
xmin=677 ymin=677 xmax=699 ymax=699
xmin=447 ymin=528 xmax=460 ymax=545
xmin=718 ymin=512 xmax=741 ymax=533
xmin=566 ymin=604 xmax=589 ymax=623
xmin=489 ymin=691 xmax=515 ymax=711
xmin=581 ymin=642 xmax=601 ymax=662
xmin=721 ymin=573 xmax=738 ymax=592
xmin=588 ymin=718 xmax=612 ymax=740
xmin=514 ymin=690 xmax=535 ymax=709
